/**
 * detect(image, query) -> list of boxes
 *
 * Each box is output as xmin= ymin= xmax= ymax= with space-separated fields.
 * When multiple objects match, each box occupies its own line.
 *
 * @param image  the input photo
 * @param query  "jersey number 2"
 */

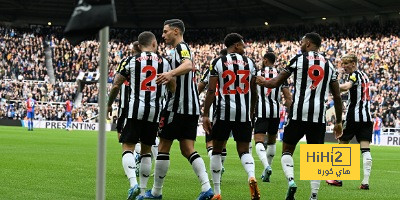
xmin=141 ymin=66 xmax=156 ymax=91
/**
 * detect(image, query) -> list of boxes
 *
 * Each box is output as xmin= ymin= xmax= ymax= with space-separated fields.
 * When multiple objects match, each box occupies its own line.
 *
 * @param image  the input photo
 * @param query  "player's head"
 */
xmin=219 ymin=48 xmax=228 ymax=56
xmin=301 ymin=32 xmax=321 ymax=53
xmin=263 ymin=52 xmax=276 ymax=66
xmin=163 ymin=19 xmax=185 ymax=45
xmin=224 ymin=33 xmax=245 ymax=55
xmin=132 ymin=41 xmax=141 ymax=54
xmin=28 ymin=93 xmax=32 ymax=98
xmin=138 ymin=31 xmax=158 ymax=52
xmin=341 ymin=54 xmax=358 ymax=74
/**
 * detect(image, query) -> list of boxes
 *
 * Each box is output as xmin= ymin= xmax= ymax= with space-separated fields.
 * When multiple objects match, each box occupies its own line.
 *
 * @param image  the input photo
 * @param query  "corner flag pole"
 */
xmin=96 ymin=26 xmax=109 ymax=200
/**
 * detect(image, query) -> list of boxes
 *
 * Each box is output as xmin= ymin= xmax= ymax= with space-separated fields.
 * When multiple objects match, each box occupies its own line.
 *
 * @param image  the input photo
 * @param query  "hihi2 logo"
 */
xmin=300 ymin=144 xmax=360 ymax=180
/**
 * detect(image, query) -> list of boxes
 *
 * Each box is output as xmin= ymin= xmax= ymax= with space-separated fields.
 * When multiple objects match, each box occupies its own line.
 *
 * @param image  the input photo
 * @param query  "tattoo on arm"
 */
xmin=107 ymin=74 xmax=126 ymax=106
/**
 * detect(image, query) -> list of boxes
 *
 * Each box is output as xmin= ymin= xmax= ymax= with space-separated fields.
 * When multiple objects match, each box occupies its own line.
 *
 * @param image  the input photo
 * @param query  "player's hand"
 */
xmin=333 ymin=123 xmax=343 ymax=139
xmin=202 ymin=116 xmax=212 ymax=135
xmin=107 ymin=105 xmax=112 ymax=120
xmin=284 ymin=100 xmax=292 ymax=113
xmin=156 ymin=71 xmax=173 ymax=85
xmin=255 ymin=76 xmax=265 ymax=86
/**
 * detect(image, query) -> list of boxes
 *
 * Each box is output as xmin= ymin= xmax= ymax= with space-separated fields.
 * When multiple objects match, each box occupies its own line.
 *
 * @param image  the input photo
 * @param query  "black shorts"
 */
xmin=159 ymin=112 xmax=199 ymax=141
xmin=254 ymin=118 xmax=280 ymax=135
xmin=283 ymin=120 xmax=326 ymax=145
xmin=212 ymin=120 xmax=252 ymax=142
xmin=116 ymin=108 xmax=128 ymax=133
xmin=340 ymin=121 xmax=373 ymax=143
xmin=205 ymin=122 xmax=213 ymax=143
xmin=120 ymin=118 xmax=158 ymax=146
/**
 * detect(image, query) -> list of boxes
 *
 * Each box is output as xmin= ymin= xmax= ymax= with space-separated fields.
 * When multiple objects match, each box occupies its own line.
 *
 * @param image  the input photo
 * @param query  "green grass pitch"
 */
xmin=1 ymin=126 xmax=399 ymax=199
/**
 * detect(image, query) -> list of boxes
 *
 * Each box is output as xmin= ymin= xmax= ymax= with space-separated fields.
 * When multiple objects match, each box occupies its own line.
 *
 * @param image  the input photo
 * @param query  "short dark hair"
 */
xmin=224 ymin=33 xmax=243 ymax=48
xmin=263 ymin=52 xmax=276 ymax=64
xmin=304 ymin=32 xmax=322 ymax=48
xmin=164 ymin=19 xmax=185 ymax=34
xmin=219 ymin=48 xmax=228 ymax=56
xmin=132 ymin=41 xmax=141 ymax=54
xmin=138 ymin=31 xmax=156 ymax=47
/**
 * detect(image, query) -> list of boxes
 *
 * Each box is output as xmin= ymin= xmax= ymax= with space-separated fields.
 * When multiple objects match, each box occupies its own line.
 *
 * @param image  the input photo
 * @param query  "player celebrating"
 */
xmin=254 ymin=52 xmax=292 ymax=183
xmin=256 ymin=32 xmax=343 ymax=200
xmin=198 ymin=48 xmax=228 ymax=178
xmin=203 ymin=33 xmax=260 ymax=200
xmin=26 ymin=93 xmax=36 ymax=131
xmin=326 ymin=54 xmax=373 ymax=190
xmin=107 ymin=31 xmax=176 ymax=200
xmin=144 ymin=19 xmax=214 ymax=200
xmin=115 ymin=41 xmax=140 ymax=140
xmin=115 ymin=41 xmax=143 ymax=177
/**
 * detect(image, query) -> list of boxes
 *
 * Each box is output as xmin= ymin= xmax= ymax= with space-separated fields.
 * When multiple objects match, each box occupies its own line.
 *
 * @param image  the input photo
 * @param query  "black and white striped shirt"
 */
xmin=117 ymin=52 xmax=171 ymax=123
xmin=210 ymin=53 xmax=257 ymax=122
xmin=118 ymin=84 xmax=130 ymax=117
xmin=164 ymin=42 xmax=200 ymax=115
xmin=284 ymin=51 xmax=338 ymax=123
xmin=345 ymin=70 xmax=372 ymax=122
xmin=200 ymin=68 xmax=217 ymax=121
xmin=117 ymin=57 xmax=131 ymax=118
xmin=200 ymin=68 xmax=210 ymax=83
xmin=256 ymin=66 xmax=288 ymax=119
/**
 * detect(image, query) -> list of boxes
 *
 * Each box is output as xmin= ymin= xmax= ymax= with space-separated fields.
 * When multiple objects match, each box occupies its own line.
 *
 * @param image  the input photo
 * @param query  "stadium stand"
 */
xmin=0 ymin=20 xmax=399 ymax=130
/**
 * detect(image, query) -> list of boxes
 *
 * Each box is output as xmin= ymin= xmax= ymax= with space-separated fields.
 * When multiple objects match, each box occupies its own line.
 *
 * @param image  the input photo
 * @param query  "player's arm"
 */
xmin=250 ymin=76 xmax=258 ymax=120
xmin=340 ymin=72 xmax=357 ymax=92
xmin=203 ymin=76 xmax=217 ymax=118
xmin=330 ymin=80 xmax=343 ymax=139
xmin=107 ymin=73 xmax=126 ymax=108
xmin=202 ymin=59 xmax=219 ymax=134
xmin=282 ymin=87 xmax=292 ymax=110
xmin=257 ymin=55 xmax=298 ymax=88
xmin=172 ymin=59 xmax=193 ymax=76
xmin=339 ymin=82 xmax=352 ymax=92
xmin=198 ymin=81 xmax=207 ymax=93
xmin=156 ymin=44 xmax=193 ymax=84
xmin=107 ymin=58 xmax=130 ymax=115
xmin=157 ymin=59 xmax=176 ymax=93
xmin=202 ymin=76 xmax=217 ymax=134
xmin=156 ymin=60 xmax=192 ymax=84
xmin=256 ymin=70 xmax=291 ymax=88
xmin=198 ymin=69 xmax=210 ymax=93
xmin=166 ymin=77 xmax=176 ymax=93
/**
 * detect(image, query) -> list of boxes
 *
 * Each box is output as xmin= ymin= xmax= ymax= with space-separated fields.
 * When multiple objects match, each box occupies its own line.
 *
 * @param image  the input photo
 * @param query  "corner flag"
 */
xmin=64 ymin=0 xmax=117 ymax=45
xmin=64 ymin=1 xmax=117 ymax=200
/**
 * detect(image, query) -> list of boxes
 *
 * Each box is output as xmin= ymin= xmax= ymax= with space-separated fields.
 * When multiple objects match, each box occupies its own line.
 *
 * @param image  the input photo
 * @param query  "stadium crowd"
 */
xmin=0 ymin=20 xmax=399 ymax=128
